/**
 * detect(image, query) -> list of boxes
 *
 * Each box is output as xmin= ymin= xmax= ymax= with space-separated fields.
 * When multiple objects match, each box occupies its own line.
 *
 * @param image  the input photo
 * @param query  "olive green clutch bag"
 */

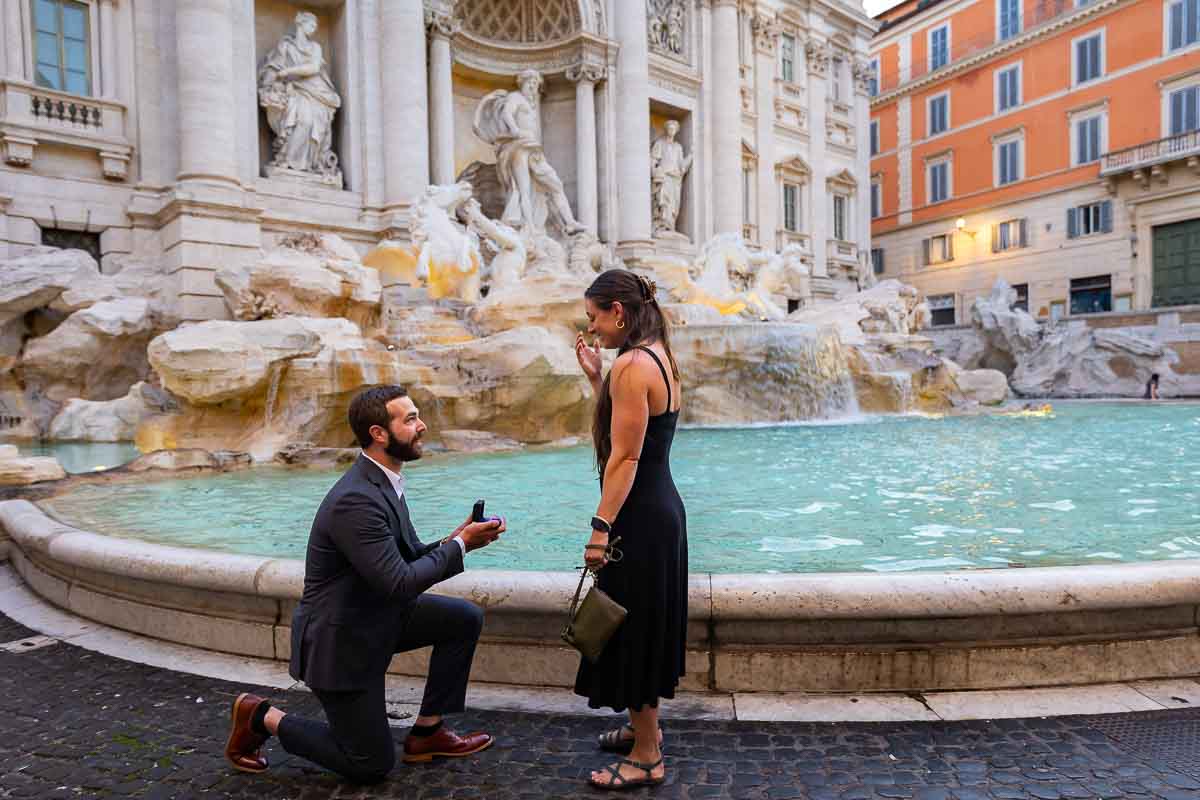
xmin=562 ymin=537 xmax=627 ymax=664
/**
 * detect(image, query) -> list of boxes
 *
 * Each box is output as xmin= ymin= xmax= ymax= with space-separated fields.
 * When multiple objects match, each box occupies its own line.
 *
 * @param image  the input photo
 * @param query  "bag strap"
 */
xmin=567 ymin=535 xmax=623 ymax=620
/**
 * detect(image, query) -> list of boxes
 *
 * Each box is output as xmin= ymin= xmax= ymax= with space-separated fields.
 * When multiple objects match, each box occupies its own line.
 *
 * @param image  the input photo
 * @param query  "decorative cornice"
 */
xmin=852 ymin=59 xmax=874 ymax=93
xmin=871 ymin=0 xmax=1128 ymax=106
xmin=425 ymin=9 xmax=461 ymax=39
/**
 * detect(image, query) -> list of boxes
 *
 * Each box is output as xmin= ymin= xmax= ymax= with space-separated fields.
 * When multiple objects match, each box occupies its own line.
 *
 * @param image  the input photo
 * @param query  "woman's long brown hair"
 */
xmin=586 ymin=269 xmax=680 ymax=480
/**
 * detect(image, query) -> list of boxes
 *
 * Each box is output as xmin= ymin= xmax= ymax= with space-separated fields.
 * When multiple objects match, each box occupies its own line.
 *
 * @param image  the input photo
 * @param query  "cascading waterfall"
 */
xmin=671 ymin=322 xmax=860 ymax=424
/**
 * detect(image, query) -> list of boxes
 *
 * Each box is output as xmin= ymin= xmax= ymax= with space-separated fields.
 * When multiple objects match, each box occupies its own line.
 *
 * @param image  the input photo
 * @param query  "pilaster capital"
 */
xmin=751 ymin=13 xmax=781 ymax=54
xmin=852 ymin=59 xmax=875 ymax=92
xmin=425 ymin=9 xmax=461 ymax=40
xmin=804 ymin=37 xmax=831 ymax=76
xmin=566 ymin=62 xmax=607 ymax=84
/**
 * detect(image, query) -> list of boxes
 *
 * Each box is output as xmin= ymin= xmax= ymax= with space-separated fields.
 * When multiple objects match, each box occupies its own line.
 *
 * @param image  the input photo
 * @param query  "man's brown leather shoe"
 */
xmin=402 ymin=726 xmax=493 ymax=763
xmin=224 ymin=692 xmax=269 ymax=773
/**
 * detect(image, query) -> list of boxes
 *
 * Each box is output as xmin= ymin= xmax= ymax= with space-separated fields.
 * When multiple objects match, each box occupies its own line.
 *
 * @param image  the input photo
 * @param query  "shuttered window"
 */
xmin=997 ymin=139 xmax=1020 ymax=185
xmin=997 ymin=65 xmax=1020 ymax=112
xmin=929 ymin=161 xmax=950 ymax=203
xmin=1074 ymin=33 xmax=1103 ymax=85
xmin=930 ymin=26 xmax=949 ymax=70
xmin=998 ymin=0 xmax=1021 ymax=40
xmin=1075 ymin=116 xmax=1102 ymax=164
xmin=992 ymin=219 xmax=1029 ymax=252
xmin=1170 ymin=0 xmax=1200 ymax=51
xmin=1171 ymin=86 xmax=1200 ymax=135
xmin=929 ymin=94 xmax=949 ymax=135
xmin=1066 ymin=201 xmax=1113 ymax=238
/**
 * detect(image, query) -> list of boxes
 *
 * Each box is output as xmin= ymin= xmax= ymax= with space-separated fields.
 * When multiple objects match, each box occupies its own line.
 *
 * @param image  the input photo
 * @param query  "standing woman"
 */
xmin=573 ymin=269 xmax=688 ymax=790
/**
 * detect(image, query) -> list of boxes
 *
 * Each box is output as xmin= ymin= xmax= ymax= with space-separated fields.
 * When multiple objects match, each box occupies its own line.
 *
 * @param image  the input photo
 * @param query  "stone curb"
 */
xmin=5 ymin=498 xmax=1200 ymax=693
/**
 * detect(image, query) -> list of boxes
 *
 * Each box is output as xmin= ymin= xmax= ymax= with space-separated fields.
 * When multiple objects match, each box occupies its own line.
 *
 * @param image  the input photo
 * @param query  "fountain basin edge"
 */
xmin=2 ymin=498 xmax=1198 ymax=693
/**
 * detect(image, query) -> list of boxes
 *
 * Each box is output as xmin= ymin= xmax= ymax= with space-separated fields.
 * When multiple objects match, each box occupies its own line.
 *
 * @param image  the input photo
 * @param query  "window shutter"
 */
xmin=1174 ymin=2 xmax=1185 ymax=50
xmin=878 ymin=249 xmax=885 ymax=273
xmin=1101 ymin=200 xmax=1113 ymax=233
xmin=946 ymin=233 xmax=955 ymax=260
xmin=991 ymin=223 xmax=1000 ymax=253
xmin=1090 ymin=118 xmax=1100 ymax=162
xmin=1019 ymin=218 xmax=1029 ymax=247
xmin=1067 ymin=207 xmax=1078 ymax=239
xmin=922 ymin=238 xmax=930 ymax=266
xmin=1189 ymin=0 xmax=1199 ymax=45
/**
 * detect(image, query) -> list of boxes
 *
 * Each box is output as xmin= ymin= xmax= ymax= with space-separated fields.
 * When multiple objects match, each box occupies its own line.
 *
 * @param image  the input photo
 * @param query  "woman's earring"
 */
xmin=616 ymin=319 xmax=625 ymax=329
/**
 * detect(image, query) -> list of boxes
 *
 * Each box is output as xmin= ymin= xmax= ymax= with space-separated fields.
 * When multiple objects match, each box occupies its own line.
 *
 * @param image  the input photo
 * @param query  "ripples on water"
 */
xmin=39 ymin=402 xmax=1200 ymax=573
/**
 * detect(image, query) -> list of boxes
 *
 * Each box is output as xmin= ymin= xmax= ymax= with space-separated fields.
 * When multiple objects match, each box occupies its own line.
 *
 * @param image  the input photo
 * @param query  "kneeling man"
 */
xmin=225 ymin=384 xmax=504 ymax=783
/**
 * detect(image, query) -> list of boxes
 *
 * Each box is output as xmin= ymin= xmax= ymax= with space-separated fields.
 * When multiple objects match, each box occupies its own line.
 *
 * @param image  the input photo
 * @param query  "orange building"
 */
xmin=868 ymin=0 xmax=1200 ymax=325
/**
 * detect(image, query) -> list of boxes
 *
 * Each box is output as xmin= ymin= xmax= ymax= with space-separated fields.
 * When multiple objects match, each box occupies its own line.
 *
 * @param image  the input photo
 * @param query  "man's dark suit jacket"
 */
xmin=289 ymin=454 xmax=464 ymax=691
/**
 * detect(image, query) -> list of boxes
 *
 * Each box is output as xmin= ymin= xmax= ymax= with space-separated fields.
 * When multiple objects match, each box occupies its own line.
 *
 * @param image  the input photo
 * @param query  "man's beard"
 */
xmin=384 ymin=430 xmax=422 ymax=462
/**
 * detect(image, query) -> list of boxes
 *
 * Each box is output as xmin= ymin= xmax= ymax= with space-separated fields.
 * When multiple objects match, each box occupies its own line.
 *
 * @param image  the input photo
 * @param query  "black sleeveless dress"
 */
xmin=574 ymin=346 xmax=689 ymax=712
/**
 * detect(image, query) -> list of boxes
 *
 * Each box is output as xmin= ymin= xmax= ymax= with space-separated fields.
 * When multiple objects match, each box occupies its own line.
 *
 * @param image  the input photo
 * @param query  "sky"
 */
xmin=863 ymin=0 xmax=904 ymax=17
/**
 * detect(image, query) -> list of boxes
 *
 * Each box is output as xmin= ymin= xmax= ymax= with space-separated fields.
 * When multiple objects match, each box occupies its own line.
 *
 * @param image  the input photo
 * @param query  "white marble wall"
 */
xmin=0 ymin=0 xmax=876 ymax=319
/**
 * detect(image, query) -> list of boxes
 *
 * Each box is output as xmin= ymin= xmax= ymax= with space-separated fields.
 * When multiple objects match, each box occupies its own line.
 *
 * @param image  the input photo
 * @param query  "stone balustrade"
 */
xmin=0 ymin=81 xmax=132 ymax=179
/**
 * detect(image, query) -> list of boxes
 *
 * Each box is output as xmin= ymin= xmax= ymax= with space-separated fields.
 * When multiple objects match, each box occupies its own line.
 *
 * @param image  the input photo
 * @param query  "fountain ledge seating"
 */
xmin=2 ymin=498 xmax=1198 ymax=693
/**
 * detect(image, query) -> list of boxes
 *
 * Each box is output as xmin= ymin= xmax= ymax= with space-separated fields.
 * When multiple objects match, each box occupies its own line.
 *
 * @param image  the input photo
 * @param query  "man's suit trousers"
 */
xmin=277 ymin=594 xmax=484 ymax=783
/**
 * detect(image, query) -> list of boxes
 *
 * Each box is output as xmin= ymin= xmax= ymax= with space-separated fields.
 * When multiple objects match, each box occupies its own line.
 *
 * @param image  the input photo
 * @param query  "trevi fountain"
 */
xmin=3 ymin=7 xmax=1200 ymax=697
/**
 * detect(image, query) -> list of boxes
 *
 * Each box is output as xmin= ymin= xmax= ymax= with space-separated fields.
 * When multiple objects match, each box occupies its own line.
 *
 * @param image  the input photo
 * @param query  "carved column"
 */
xmin=381 ymin=2 xmax=429 ymax=223
xmin=806 ymin=38 xmax=831 ymax=280
xmin=612 ymin=0 xmax=653 ymax=248
xmin=3 ymin=0 xmax=25 ymax=78
xmin=175 ymin=0 xmax=239 ymax=185
xmin=568 ymin=63 xmax=604 ymax=235
xmin=752 ymin=13 xmax=780 ymax=247
xmin=99 ymin=0 xmax=118 ymax=98
xmin=426 ymin=10 xmax=459 ymax=186
xmin=711 ymin=0 xmax=742 ymax=235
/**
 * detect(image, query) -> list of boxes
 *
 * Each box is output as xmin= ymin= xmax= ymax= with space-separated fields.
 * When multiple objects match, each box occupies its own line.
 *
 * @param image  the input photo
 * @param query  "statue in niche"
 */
xmin=473 ymin=70 xmax=585 ymax=238
xmin=257 ymin=11 xmax=343 ymax=187
xmin=650 ymin=120 xmax=693 ymax=237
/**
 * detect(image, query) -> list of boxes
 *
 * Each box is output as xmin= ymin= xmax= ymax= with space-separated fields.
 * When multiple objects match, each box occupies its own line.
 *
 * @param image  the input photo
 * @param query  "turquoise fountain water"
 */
xmin=40 ymin=402 xmax=1200 ymax=573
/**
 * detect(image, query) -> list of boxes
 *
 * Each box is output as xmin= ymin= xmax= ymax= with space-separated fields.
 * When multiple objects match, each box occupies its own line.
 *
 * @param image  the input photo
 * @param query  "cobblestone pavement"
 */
xmin=4 ymin=613 xmax=1200 ymax=799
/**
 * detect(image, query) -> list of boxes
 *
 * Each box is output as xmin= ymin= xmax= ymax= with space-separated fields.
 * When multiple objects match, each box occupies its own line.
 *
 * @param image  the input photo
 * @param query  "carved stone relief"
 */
xmin=648 ymin=0 xmax=687 ymax=59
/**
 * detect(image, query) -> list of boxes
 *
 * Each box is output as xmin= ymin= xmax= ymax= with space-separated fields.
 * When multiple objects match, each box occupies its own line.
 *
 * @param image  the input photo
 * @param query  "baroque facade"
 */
xmin=0 ymin=0 xmax=873 ymax=321
xmin=869 ymin=0 xmax=1200 ymax=326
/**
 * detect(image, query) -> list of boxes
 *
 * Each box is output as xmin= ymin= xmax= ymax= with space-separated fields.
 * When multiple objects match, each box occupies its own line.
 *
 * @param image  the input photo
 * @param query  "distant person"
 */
xmin=573 ymin=270 xmax=688 ymax=790
xmin=1145 ymin=373 xmax=1160 ymax=400
xmin=224 ymin=385 xmax=505 ymax=783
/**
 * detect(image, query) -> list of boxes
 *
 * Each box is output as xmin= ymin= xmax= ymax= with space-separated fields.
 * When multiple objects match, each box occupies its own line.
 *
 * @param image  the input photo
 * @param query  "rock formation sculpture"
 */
xmin=257 ymin=11 xmax=342 ymax=186
xmin=473 ymin=70 xmax=585 ymax=237
xmin=650 ymin=120 xmax=693 ymax=237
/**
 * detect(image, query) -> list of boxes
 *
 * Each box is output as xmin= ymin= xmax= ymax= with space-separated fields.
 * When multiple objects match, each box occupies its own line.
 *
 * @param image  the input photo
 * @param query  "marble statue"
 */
xmin=744 ymin=245 xmax=812 ymax=319
xmin=650 ymin=120 xmax=693 ymax=237
xmin=463 ymin=198 xmax=527 ymax=290
xmin=412 ymin=182 xmax=482 ymax=303
xmin=473 ymin=70 xmax=585 ymax=237
xmin=257 ymin=12 xmax=343 ymax=186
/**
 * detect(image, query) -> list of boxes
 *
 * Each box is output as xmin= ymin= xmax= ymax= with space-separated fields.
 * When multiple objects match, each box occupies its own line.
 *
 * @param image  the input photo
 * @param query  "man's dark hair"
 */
xmin=348 ymin=385 xmax=408 ymax=448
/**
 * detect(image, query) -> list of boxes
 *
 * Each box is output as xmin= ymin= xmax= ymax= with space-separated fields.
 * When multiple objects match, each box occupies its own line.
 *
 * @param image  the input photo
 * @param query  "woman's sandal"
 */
xmin=597 ymin=724 xmax=664 ymax=754
xmin=587 ymin=756 xmax=665 ymax=790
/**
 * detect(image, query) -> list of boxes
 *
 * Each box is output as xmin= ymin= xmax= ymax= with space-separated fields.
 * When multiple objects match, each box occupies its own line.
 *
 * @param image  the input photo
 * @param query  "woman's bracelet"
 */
xmin=590 ymin=515 xmax=612 ymax=534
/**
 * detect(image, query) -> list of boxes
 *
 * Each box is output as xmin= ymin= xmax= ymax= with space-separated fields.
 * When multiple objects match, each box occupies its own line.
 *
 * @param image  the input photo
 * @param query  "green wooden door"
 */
xmin=1153 ymin=219 xmax=1200 ymax=307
